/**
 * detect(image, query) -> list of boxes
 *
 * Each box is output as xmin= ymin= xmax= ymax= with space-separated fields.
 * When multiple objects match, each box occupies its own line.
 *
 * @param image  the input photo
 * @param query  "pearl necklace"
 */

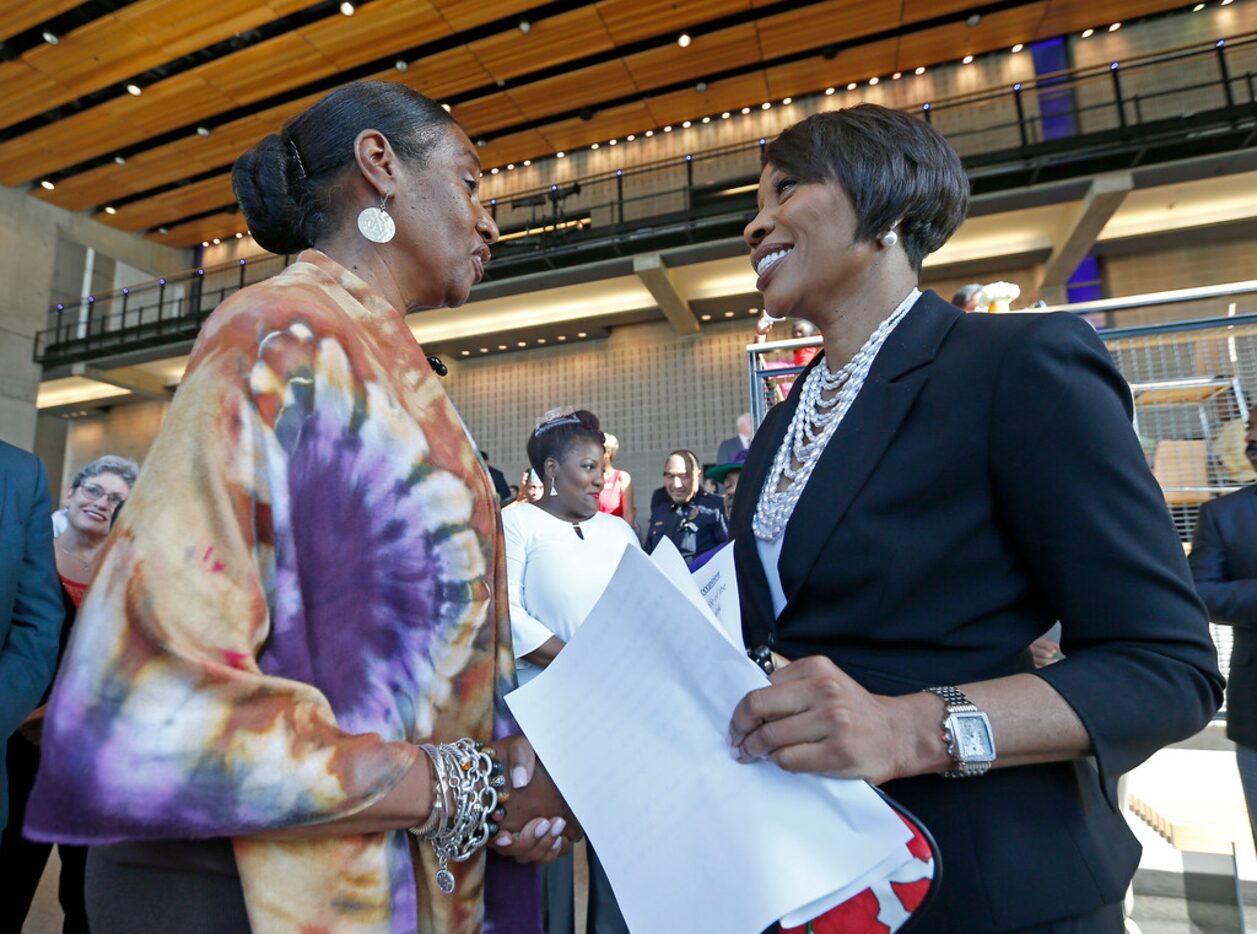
xmin=753 ymin=289 xmax=920 ymax=541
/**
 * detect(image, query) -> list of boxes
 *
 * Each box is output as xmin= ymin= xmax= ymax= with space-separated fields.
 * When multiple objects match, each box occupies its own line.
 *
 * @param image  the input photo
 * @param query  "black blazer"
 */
xmin=1189 ymin=486 xmax=1256 ymax=748
xmin=732 ymin=292 xmax=1224 ymax=932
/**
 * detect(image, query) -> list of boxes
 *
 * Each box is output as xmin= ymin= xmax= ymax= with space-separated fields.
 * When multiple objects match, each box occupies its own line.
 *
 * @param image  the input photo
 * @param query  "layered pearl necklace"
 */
xmin=753 ymin=288 xmax=920 ymax=541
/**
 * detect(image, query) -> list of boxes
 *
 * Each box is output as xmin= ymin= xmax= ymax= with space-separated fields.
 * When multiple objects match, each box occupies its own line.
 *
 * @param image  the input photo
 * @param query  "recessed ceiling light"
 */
xmin=644 ymin=130 xmax=653 ymax=137
xmin=678 ymin=32 xmax=692 ymax=47
xmin=761 ymin=101 xmax=771 ymax=110
xmin=518 ymin=19 xmax=531 ymax=33
xmin=701 ymin=314 xmax=712 ymax=321
xmin=212 ymin=237 xmax=221 ymax=244
xmin=681 ymin=121 xmax=691 ymax=128
xmin=125 ymin=83 xmax=142 ymax=96
xmin=963 ymin=54 xmax=974 ymax=64
xmin=461 ymin=350 xmax=470 ymax=356
xmin=339 ymin=2 xmax=354 ymax=14
xmin=1109 ymin=22 xmax=1121 ymax=31
xmin=724 ymin=311 xmax=735 ymax=318
xmin=783 ymin=97 xmax=793 ymax=104
xmin=577 ymin=332 xmax=587 ymax=338
xmin=609 ymin=138 xmax=618 ymax=145
xmin=701 ymin=116 xmax=711 ymax=123
xmin=915 ymin=66 xmax=926 ymax=75
xmin=1193 ymin=2 xmax=1205 ymax=9
xmin=742 ymin=106 xmax=752 ymax=114
xmin=557 ymin=335 xmax=567 ymax=341
xmin=523 ymin=159 xmax=531 ymax=165
xmin=847 ymin=82 xmax=858 ymax=90
xmin=664 ymin=125 xmax=673 ymax=132
xmin=537 ymin=338 xmax=547 ymax=344
xmin=196 ymin=126 xmax=210 ymax=136
xmin=114 ymin=155 xmax=126 ymax=165
xmin=627 ymin=134 xmax=635 ymax=141
xmin=517 ymin=340 xmax=527 ymax=347
xmin=892 ymin=72 xmax=902 ymax=80
xmin=235 ymin=232 xmax=243 ymax=239
xmin=201 ymin=240 xmax=209 ymax=247
xmin=39 ymin=180 xmax=55 ymax=190
xmin=721 ymin=111 xmax=730 ymax=119
xmin=498 ymin=344 xmax=507 ymax=350
xmin=1011 ymin=43 xmax=1024 ymax=53
xmin=507 ymin=163 xmax=515 ymax=170
xmin=42 ymin=31 xmax=58 ymax=45
xmin=490 ymin=167 xmax=499 ymax=174
xmin=591 ymin=142 xmax=599 ymax=149
xmin=825 ymin=87 xmax=835 ymax=95
xmin=103 ymin=206 xmax=117 ymax=215
xmin=395 ymin=60 xmax=408 ymax=72
xmin=480 ymin=347 xmax=489 ymax=353
xmin=157 ymin=227 xmax=168 ymax=234
xmin=1081 ymin=27 xmax=1094 ymax=37
xmin=868 ymin=77 xmax=878 ymax=85
xmin=556 ymin=151 xmax=565 ymax=158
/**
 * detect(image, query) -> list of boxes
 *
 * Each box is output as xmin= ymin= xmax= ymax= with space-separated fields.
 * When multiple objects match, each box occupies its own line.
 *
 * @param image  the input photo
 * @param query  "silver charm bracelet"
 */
xmin=408 ymin=739 xmax=504 ymax=894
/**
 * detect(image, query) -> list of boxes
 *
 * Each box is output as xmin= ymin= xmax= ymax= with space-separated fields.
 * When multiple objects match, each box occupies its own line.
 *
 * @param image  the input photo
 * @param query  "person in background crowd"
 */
xmin=716 ymin=413 xmax=754 ymax=466
xmin=728 ymin=103 xmax=1222 ymax=932
xmin=503 ymin=410 xmax=639 ymax=934
xmin=1188 ymin=405 xmax=1257 ymax=852
xmin=0 ymin=441 xmax=62 ymax=841
xmin=645 ymin=449 xmax=728 ymax=562
xmin=790 ymin=319 xmax=820 ymax=367
xmin=506 ymin=468 xmax=546 ymax=509
xmin=597 ymin=432 xmax=636 ymax=530
xmin=26 ymin=80 xmax=573 ymax=934
xmin=951 ymin=282 xmax=984 ymax=312
xmin=2 ymin=455 xmax=137 ymax=933
xmin=707 ymin=448 xmax=749 ymax=521
xmin=481 ymin=450 xmax=512 ymax=505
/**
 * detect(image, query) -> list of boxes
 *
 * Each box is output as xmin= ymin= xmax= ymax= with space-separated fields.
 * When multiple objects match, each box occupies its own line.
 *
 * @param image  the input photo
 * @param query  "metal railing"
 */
xmin=34 ymin=33 xmax=1257 ymax=368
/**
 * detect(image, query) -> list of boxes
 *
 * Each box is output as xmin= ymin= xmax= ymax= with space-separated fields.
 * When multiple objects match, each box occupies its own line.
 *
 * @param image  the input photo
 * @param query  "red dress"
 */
xmin=58 ymin=574 xmax=87 ymax=608
xmin=598 ymin=468 xmax=625 ymax=517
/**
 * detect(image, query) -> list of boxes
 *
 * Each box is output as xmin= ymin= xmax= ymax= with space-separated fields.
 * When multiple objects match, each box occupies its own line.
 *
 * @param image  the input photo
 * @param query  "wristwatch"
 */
xmin=923 ymin=686 xmax=996 ymax=778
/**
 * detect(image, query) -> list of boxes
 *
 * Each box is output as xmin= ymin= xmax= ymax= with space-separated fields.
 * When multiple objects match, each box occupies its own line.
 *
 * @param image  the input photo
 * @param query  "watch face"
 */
xmin=954 ymin=714 xmax=995 ymax=761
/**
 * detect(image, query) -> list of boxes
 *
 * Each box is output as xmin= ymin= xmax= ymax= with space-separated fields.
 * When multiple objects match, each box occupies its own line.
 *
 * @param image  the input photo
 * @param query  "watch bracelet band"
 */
xmin=923 ymin=685 xmax=991 ymax=778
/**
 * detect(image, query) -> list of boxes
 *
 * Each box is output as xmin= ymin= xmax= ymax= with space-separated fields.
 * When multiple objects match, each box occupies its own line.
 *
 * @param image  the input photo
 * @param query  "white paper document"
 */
xmin=507 ymin=547 xmax=912 ymax=934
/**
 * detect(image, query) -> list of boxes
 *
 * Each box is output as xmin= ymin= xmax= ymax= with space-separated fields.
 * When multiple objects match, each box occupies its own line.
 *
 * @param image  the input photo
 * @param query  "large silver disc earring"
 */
xmin=358 ymin=195 xmax=396 ymax=244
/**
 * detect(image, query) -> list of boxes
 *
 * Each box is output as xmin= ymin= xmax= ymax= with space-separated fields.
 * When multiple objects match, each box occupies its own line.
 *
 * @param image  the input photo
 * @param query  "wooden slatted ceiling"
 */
xmin=469 ymin=6 xmax=616 ymax=82
xmin=596 ymin=0 xmax=751 ymax=45
xmin=16 ymin=0 xmax=1198 ymax=245
xmin=428 ymin=0 xmax=542 ymax=33
xmin=757 ymin=0 xmax=898 ymax=60
xmin=0 ymin=0 xmax=90 ymax=44
xmin=0 ymin=0 xmax=321 ymax=132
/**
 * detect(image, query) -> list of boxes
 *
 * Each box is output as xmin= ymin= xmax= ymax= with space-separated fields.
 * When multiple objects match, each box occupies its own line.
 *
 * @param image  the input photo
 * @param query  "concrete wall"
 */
xmin=0 ymin=183 xmax=189 ymax=449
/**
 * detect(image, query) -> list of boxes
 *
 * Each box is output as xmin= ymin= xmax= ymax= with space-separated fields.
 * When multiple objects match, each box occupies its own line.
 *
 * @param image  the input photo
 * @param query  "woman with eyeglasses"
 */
xmin=1 ymin=454 xmax=136 ymax=933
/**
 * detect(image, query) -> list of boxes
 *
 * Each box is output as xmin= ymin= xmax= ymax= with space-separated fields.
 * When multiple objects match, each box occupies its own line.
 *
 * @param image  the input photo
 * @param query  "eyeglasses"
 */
xmin=77 ymin=481 xmax=126 ymax=510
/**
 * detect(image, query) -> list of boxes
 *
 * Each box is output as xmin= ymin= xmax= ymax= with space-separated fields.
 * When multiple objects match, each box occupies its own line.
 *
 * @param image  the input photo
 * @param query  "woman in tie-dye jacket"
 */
xmin=27 ymin=81 xmax=574 ymax=934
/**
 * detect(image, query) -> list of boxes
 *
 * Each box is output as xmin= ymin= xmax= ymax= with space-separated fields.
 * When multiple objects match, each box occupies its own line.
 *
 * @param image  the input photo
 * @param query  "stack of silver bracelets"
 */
xmin=408 ymin=738 xmax=505 ymax=894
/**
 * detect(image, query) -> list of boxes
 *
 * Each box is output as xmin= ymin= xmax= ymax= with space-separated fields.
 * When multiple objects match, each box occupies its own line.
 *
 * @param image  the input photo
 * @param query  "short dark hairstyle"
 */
xmin=527 ymin=410 xmax=605 ymax=479
xmin=232 ymin=81 xmax=457 ymax=255
xmin=952 ymin=283 xmax=983 ymax=308
xmin=665 ymin=449 xmax=701 ymax=478
xmin=763 ymin=104 xmax=969 ymax=270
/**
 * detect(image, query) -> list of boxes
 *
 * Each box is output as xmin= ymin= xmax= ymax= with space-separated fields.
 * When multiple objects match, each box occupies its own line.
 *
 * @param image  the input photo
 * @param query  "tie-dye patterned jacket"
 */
xmin=27 ymin=250 xmax=537 ymax=933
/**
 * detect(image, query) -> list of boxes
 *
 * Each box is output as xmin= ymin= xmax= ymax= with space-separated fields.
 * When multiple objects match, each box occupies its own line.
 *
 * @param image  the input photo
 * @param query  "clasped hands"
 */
xmin=727 ymin=655 xmax=916 ymax=786
xmin=488 ymin=736 xmax=582 ymax=864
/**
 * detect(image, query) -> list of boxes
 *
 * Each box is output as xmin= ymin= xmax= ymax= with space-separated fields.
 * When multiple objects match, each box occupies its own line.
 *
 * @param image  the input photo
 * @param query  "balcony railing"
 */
xmin=35 ymin=33 xmax=1257 ymax=369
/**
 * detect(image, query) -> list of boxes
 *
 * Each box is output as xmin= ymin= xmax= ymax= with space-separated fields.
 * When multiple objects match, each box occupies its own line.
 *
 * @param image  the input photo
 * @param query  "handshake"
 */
xmin=483 ymin=735 xmax=582 ymax=865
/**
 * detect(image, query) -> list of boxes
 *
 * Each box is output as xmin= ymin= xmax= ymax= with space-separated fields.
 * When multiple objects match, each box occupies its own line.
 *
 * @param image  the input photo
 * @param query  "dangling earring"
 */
xmin=880 ymin=229 xmax=899 ymax=247
xmin=358 ymin=194 xmax=396 ymax=244
xmin=549 ymin=476 xmax=558 ymax=497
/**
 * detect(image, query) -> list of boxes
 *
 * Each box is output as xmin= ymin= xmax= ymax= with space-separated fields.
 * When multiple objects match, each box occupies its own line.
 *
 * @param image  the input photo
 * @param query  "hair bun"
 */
xmin=231 ymin=134 xmax=310 ymax=255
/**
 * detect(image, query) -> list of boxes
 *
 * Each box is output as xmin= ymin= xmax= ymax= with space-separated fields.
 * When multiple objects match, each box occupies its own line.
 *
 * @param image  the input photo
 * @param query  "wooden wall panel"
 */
xmin=506 ymin=61 xmax=640 ymax=122
xmin=1036 ymin=0 xmax=1186 ymax=38
xmin=0 ymin=0 xmax=83 ymax=44
xmin=468 ymin=7 xmax=615 ymax=82
xmin=301 ymin=0 xmax=450 ymax=67
xmin=644 ymin=73 xmax=772 ymax=127
xmin=429 ymin=0 xmax=543 ymax=33
xmin=625 ymin=22 xmax=761 ymax=90
xmin=594 ymin=0 xmax=750 ymax=46
xmin=897 ymin=4 xmax=1048 ymax=69
xmin=756 ymin=0 xmax=896 ymax=60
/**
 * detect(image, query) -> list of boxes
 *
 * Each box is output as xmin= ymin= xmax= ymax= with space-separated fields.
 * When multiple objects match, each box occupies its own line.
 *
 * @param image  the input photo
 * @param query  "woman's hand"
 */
xmin=728 ymin=655 xmax=913 ymax=785
xmin=489 ymin=816 xmax=572 ymax=864
xmin=494 ymin=736 xmax=582 ymax=843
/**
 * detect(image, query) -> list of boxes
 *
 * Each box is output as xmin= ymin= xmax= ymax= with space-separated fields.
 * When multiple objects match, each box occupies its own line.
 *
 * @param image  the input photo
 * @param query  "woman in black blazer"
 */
xmin=726 ymin=105 xmax=1224 ymax=932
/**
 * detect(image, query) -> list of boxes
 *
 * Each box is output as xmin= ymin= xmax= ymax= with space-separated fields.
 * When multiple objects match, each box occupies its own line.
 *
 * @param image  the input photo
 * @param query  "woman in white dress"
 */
xmin=502 ymin=409 xmax=639 ymax=934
